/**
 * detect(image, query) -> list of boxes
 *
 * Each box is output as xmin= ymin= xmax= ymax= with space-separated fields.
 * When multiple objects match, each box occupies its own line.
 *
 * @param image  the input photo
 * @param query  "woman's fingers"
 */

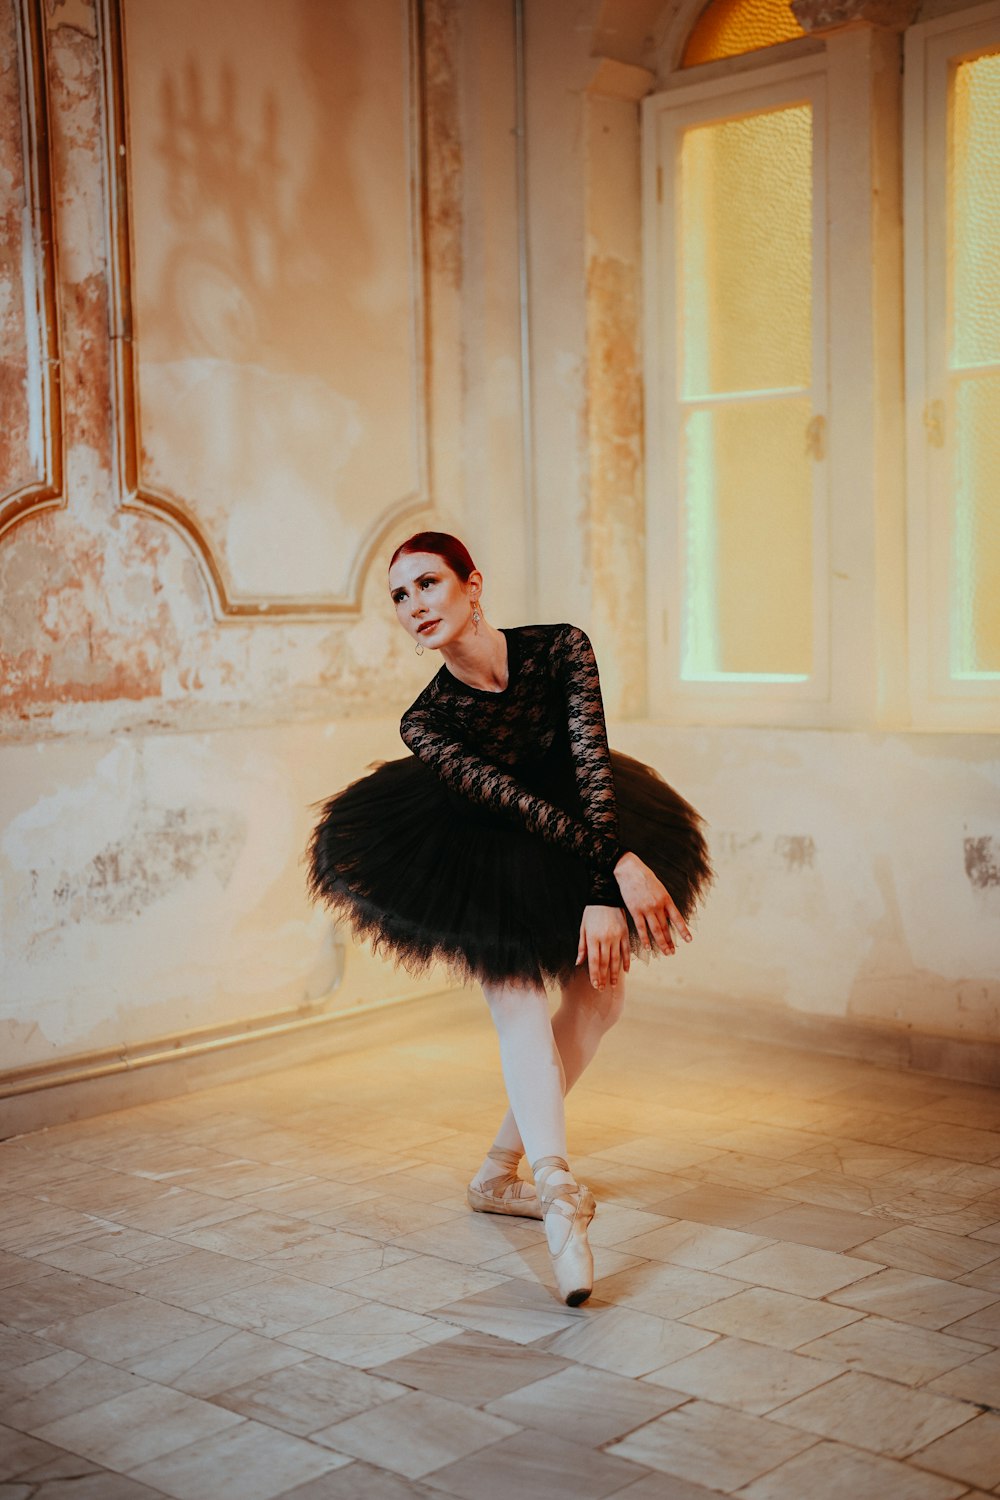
xmin=577 ymin=923 xmax=588 ymax=968
xmin=648 ymin=908 xmax=674 ymax=956
xmin=608 ymin=943 xmax=620 ymax=989
xmin=666 ymin=898 xmax=694 ymax=943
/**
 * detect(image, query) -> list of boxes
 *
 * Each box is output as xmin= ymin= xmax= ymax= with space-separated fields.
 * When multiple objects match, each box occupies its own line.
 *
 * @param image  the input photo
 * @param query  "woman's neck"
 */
xmin=440 ymin=622 xmax=509 ymax=692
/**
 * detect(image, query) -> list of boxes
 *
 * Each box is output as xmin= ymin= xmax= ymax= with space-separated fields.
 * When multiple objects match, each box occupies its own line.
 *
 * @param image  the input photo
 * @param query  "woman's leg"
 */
xmin=474 ymin=965 xmax=626 ymax=1173
xmin=477 ymin=980 xmax=569 ymax=1171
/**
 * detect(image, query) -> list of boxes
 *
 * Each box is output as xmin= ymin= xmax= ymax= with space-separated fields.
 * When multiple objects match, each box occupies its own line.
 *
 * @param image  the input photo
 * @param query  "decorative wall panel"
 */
xmin=0 ymin=0 xmax=63 ymax=541
xmin=101 ymin=0 xmax=428 ymax=617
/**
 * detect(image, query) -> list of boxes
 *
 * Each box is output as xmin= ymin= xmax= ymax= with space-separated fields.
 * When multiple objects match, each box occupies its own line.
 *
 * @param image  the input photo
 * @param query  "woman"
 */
xmin=308 ymin=531 xmax=713 ymax=1306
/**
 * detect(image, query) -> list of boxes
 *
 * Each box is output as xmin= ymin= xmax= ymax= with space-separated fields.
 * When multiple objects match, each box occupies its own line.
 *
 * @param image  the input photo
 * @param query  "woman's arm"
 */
xmin=556 ymin=624 xmax=624 ymax=903
xmin=400 ymin=704 xmax=621 ymax=901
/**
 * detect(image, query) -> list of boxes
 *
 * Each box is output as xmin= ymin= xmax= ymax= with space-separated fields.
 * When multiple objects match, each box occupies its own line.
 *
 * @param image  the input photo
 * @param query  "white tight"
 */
xmin=480 ymin=964 xmax=626 ymax=1168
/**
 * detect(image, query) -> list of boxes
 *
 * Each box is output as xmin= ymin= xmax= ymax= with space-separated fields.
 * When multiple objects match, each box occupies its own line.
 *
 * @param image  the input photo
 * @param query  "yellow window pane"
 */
xmin=683 ymin=398 xmax=813 ymax=678
xmin=682 ymin=0 xmax=804 ymax=68
xmin=680 ymin=105 xmax=812 ymax=397
xmin=951 ymin=50 xmax=1000 ymax=369
xmin=953 ymin=375 xmax=1000 ymax=676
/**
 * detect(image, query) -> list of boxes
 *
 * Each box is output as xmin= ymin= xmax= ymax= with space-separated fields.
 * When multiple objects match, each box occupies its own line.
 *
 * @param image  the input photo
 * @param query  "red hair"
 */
xmin=388 ymin=530 xmax=477 ymax=583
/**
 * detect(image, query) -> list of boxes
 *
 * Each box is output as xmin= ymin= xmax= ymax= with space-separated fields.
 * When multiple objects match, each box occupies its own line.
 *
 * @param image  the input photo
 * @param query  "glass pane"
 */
xmin=951 ymin=49 xmax=1000 ymax=369
xmin=953 ymin=374 xmax=1000 ymax=675
xmin=683 ymin=397 xmax=813 ymax=678
xmin=682 ymin=0 xmax=804 ymax=68
xmin=680 ymin=105 xmax=812 ymax=397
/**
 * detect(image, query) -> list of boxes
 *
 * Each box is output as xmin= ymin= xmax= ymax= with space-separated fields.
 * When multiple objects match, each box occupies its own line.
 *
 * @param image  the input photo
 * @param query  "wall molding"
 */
xmin=97 ymin=0 xmax=433 ymax=621
xmin=0 ymin=0 xmax=64 ymax=544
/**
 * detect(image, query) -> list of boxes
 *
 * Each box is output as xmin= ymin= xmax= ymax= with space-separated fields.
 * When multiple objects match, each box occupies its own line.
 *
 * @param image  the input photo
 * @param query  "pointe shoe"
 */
xmin=531 ymin=1155 xmax=596 ymax=1306
xmin=467 ymin=1146 xmax=543 ymax=1219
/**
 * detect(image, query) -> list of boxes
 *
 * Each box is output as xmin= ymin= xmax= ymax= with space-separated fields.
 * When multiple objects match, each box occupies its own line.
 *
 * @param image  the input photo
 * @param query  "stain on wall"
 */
xmin=47 ymin=806 xmax=245 ymax=927
xmin=965 ymin=835 xmax=1000 ymax=890
xmin=774 ymin=834 xmax=817 ymax=871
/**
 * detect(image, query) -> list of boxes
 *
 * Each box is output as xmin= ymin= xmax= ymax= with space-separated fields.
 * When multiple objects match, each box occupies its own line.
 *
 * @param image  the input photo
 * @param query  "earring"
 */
xmin=472 ymin=598 xmax=481 ymax=633
xmin=415 ymin=641 xmax=424 ymax=656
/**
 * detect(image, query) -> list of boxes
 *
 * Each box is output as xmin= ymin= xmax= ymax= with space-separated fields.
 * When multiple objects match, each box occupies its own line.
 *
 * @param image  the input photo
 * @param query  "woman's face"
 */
xmin=388 ymin=551 xmax=476 ymax=649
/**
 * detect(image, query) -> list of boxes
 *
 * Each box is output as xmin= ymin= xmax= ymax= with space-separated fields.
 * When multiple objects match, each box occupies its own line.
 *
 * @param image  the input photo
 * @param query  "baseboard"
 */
xmin=0 ymin=990 xmax=453 ymax=1140
xmin=627 ymin=983 xmax=1000 ymax=1089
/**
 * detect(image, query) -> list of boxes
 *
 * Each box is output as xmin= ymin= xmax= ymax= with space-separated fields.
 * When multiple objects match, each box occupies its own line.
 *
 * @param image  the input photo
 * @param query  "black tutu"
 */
xmin=307 ymin=745 xmax=714 ymax=990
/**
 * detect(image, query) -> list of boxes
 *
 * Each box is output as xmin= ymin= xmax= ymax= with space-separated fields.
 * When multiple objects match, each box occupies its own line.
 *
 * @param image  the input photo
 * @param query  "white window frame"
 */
xmin=642 ymin=56 xmax=830 ymax=727
xmin=904 ymin=0 xmax=1000 ymax=731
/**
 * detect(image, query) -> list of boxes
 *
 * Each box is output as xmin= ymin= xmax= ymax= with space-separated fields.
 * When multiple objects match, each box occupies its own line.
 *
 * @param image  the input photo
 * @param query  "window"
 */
xmin=644 ymin=61 xmax=828 ymax=721
xmin=682 ymin=0 xmax=805 ymax=68
xmin=905 ymin=6 xmax=1000 ymax=726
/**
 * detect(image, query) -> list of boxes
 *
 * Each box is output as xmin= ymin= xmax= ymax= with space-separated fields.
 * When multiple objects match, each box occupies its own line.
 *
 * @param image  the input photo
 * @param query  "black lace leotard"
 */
xmin=308 ymin=620 xmax=712 ymax=988
xmin=399 ymin=624 xmax=622 ymax=905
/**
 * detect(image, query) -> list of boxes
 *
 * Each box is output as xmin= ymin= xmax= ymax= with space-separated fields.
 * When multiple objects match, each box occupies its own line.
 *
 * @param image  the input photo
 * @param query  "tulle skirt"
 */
xmin=307 ymin=746 xmax=713 ymax=990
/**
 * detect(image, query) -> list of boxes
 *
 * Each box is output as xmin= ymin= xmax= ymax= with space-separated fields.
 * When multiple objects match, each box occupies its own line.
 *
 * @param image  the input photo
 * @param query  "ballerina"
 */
xmin=308 ymin=530 xmax=713 ymax=1304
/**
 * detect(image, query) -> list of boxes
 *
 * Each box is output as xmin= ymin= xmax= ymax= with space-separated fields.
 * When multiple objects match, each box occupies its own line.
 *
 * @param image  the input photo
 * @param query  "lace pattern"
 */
xmin=399 ymin=623 xmax=623 ymax=904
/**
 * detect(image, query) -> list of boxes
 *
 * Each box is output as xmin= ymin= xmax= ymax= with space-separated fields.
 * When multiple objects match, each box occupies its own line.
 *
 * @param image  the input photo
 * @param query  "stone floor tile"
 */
xmin=738 ymin=1438 xmax=967 ymax=1499
xmin=826 ymin=1267 xmax=999 ymax=1329
xmin=485 ymin=1362 xmax=686 ymax=1444
xmin=771 ymin=1369 xmax=975 ymax=1458
xmin=0 ymin=1331 xmax=68 ymax=1379
xmin=423 ymin=1426 xmax=649 ymax=1499
xmin=0 ymin=1272 xmax=134 ymax=1334
xmin=0 ymin=1425 xmax=70 ymax=1481
xmin=743 ymin=1202 xmax=899 ymax=1251
xmin=0 ymin=1254 xmax=55 ymax=1291
xmin=316 ymin=1199 xmax=463 ymax=1241
xmin=478 ymin=1239 xmax=645 ymax=1288
xmin=376 ymin=1330 xmax=569 ymax=1406
xmin=720 ymin=1240 xmax=882 ymax=1297
xmin=849 ymin=1225 xmax=1000 ymax=1279
xmin=0 ymin=1356 xmax=149 ymax=1433
xmin=128 ymin=1418 xmax=350 ymax=1500
xmin=605 ymin=1398 xmax=816 ymax=1491
xmin=214 ymin=1356 xmax=408 ymax=1435
xmin=766 ymin=1170 xmax=889 ymax=1213
xmin=927 ymin=1347 xmax=1000 ymax=1405
xmin=640 ymin=1185 xmax=791 ymax=1230
xmin=313 ymin=1389 xmax=518 ymax=1479
xmin=223 ymin=1178 xmax=383 ymax=1222
xmin=607 ymin=1473 xmax=724 ymax=1500
xmin=894 ymin=1123 xmax=1000 ymax=1163
xmin=279 ymin=1301 xmax=452 ymax=1370
xmin=338 ymin=1254 xmax=508 ymax=1314
xmin=588 ymin=1260 xmax=744 ymax=1319
xmin=940 ymin=1298 xmax=1000 ymax=1343
xmin=0 ymin=1458 xmax=170 ymax=1498
xmin=174 ymin=1211 xmax=327 ymax=1261
xmin=575 ymin=1207 xmax=675 ymax=1250
xmin=130 ymin=1325 xmax=307 ymax=1395
xmin=99 ymin=1189 xmax=249 ymax=1238
xmin=113 ymin=1247 xmax=273 ymax=1309
xmin=643 ymin=1334 xmax=842 ymax=1413
xmin=37 ymin=1295 xmax=226 ymax=1368
xmin=31 ymin=1383 xmax=243 ymax=1472
xmin=614 ymin=1220 xmax=774 ymax=1270
xmin=432 ymin=1278 xmax=592 ymax=1345
xmin=275 ymin=1462 xmax=436 ymax=1499
xmin=907 ymin=1410 xmax=1000 ymax=1489
xmin=798 ymin=1314 xmax=990 ymax=1384
xmin=386 ymin=1215 xmax=542 ymax=1268
xmin=189 ymin=1274 xmax=362 ymax=1336
xmin=681 ymin=1285 xmax=864 ymax=1349
xmin=591 ymin=1137 xmax=725 ymax=1173
xmin=541 ymin=1305 xmax=717 ymax=1377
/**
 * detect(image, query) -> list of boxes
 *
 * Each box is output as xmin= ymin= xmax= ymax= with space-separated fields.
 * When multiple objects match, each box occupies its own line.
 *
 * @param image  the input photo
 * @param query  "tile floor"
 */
xmin=3 ymin=991 xmax=1000 ymax=1497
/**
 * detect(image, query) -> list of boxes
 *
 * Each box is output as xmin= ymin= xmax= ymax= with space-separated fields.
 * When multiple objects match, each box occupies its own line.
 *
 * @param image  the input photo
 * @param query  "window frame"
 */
xmin=904 ymin=0 xmax=1000 ymax=731
xmin=642 ymin=55 xmax=831 ymax=726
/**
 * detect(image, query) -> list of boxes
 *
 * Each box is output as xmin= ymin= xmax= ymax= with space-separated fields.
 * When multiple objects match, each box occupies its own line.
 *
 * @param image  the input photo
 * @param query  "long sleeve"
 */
xmin=399 ymin=704 xmax=620 ymax=903
xmin=556 ymin=624 xmax=623 ymax=903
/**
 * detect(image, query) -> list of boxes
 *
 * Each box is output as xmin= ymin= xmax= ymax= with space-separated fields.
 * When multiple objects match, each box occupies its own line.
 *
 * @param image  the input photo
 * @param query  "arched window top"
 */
xmin=682 ymin=0 xmax=805 ymax=68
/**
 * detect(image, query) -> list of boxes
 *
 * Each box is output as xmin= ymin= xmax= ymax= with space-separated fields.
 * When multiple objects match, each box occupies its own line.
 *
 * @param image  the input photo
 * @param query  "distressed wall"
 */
xmin=1 ymin=0 xmax=999 ymax=1122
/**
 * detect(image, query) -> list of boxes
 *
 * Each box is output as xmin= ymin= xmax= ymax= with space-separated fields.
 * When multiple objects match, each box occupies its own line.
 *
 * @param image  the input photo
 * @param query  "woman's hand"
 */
xmin=614 ymin=851 xmax=693 ymax=956
xmin=576 ymin=905 xmax=630 ymax=991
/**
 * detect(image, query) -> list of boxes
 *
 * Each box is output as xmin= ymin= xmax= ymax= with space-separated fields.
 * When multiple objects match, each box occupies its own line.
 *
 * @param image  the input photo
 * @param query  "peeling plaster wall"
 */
xmin=1 ymin=0 xmax=998 ymax=1105
xmin=614 ymin=725 xmax=1000 ymax=1046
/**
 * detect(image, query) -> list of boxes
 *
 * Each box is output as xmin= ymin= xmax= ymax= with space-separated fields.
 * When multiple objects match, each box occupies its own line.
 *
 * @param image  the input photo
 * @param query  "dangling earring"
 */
xmin=415 ymin=641 xmax=424 ymax=656
xmin=472 ymin=598 xmax=481 ymax=634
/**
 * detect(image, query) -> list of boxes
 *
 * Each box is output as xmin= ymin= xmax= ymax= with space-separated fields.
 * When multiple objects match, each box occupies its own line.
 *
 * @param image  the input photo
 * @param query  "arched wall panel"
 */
xmin=100 ymin=0 xmax=431 ymax=619
xmin=0 ymin=0 xmax=64 ymax=543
